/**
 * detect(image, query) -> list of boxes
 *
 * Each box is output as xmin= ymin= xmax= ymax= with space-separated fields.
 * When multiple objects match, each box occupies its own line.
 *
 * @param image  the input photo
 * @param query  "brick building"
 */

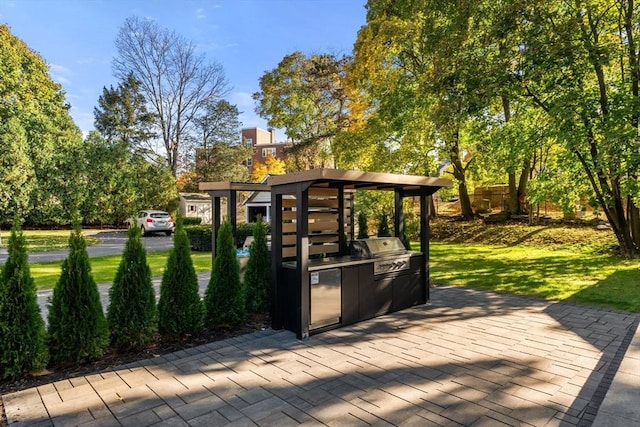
xmin=242 ymin=127 xmax=287 ymax=173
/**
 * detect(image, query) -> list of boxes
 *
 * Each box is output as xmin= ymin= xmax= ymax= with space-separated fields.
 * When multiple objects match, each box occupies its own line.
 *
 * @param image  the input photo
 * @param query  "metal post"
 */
xmin=420 ymin=191 xmax=429 ymax=303
xmin=271 ymin=191 xmax=283 ymax=330
xmin=297 ymin=186 xmax=310 ymax=340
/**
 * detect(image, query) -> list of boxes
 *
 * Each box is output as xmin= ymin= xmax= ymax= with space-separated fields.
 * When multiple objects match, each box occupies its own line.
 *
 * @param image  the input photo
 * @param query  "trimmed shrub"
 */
xmin=357 ymin=211 xmax=369 ymax=239
xmin=377 ymin=213 xmax=391 ymax=237
xmin=107 ymin=226 xmax=157 ymax=351
xmin=47 ymin=226 xmax=109 ymax=366
xmin=0 ymin=220 xmax=48 ymax=379
xmin=205 ymin=222 xmax=245 ymax=326
xmin=185 ymin=225 xmax=212 ymax=251
xmin=182 ymin=217 xmax=202 ymax=226
xmin=244 ymin=216 xmax=271 ymax=313
xmin=158 ymin=218 xmax=203 ymax=337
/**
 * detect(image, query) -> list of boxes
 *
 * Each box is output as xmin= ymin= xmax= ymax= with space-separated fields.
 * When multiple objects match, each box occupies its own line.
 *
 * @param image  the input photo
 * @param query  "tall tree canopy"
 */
xmin=191 ymin=99 xmax=250 ymax=183
xmin=93 ymin=73 xmax=156 ymax=153
xmin=113 ymin=16 xmax=229 ymax=176
xmin=253 ymin=52 xmax=352 ymax=169
xmin=0 ymin=25 xmax=84 ymax=225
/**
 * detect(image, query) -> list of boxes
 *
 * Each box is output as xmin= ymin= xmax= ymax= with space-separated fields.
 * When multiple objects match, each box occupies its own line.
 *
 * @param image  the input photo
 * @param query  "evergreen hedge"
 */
xmin=357 ymin=211 xmax=369 ymax=239
xmin=205 ymin=222 xmax=245 ymax=326
xmin=47 ymin=226 xmax=109 ymax=366
xmin=185 ymin=225 xmax=212 ymax=251
xmin=0 ymin=220 xmax=48 ymax=379
xmin=377 ymin=213 xmax=391 ymax=237
xmin=107 ymin=226 xmax=157 ymax=351
xmin=244 ymin=217 xmax=271 ymax=313
xmin=158 ymin=218 xmax=203 ymax=337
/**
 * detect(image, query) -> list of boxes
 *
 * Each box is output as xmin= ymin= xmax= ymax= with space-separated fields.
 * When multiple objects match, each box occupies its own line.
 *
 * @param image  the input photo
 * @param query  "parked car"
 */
xmin=136 ymin=210 xmax=174 ymax=236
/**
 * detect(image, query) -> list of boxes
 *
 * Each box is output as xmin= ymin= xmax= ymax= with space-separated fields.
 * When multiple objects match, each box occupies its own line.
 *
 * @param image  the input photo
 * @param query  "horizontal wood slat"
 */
xmin=281 ymin=243 xmax=340 ymax=259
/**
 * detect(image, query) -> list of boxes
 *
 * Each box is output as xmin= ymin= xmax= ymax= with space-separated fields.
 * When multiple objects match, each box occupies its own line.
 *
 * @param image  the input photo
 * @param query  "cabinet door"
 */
xmin=392 ymin=272 xmax=422 ymax=312
xmin=341 ymin=266 xmax=359 ymax=325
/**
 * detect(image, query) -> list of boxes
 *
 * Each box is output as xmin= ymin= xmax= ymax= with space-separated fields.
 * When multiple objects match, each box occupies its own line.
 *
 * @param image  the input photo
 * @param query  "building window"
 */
xmin=262 ymin=147 xmax=277 ymax=157
xmin=246 ymin=138 xmax=253 ymax=148
xmin=246 ymin=158 xmax=253 ymax=167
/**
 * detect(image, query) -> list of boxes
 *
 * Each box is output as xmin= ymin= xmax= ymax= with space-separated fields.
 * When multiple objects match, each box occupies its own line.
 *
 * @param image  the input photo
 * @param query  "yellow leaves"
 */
xmin=251 ymin=154 xmax=286 ymax=183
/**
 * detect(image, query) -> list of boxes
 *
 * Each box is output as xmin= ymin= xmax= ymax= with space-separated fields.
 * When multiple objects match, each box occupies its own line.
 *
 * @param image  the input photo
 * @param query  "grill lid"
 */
xmin=350 ymin=237 xmax=408 ymax=259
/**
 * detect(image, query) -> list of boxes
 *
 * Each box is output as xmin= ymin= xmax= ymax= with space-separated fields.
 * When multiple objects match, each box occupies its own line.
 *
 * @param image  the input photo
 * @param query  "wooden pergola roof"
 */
xmin=198 ymin=182 xmax=270 ymax=192
xmin=267 ymin=168 xmax=452 ymax=193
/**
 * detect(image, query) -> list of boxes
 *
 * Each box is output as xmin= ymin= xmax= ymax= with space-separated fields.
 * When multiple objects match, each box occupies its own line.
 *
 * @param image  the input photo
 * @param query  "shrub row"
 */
xmin=0 ymin=217 xmax=272 ymax=380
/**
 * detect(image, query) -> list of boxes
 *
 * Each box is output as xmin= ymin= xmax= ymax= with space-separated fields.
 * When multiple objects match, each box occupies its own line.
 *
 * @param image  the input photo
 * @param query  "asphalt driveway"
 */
xmin=0 ymin=231 xmax=174 ymax=264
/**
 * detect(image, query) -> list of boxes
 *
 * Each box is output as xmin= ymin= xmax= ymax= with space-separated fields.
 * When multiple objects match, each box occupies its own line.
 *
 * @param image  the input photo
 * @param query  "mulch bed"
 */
xmin=0 ymin=313 xmax=270 ymax=426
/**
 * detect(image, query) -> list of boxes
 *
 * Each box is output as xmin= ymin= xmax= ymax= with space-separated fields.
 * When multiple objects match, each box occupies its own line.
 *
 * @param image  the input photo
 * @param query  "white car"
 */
xmin=136 ymin=210 xmax=174 ymax=236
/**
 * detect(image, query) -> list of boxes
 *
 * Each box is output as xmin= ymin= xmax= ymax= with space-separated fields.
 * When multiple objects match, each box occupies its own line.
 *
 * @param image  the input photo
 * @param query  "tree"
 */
xmin=244 ymin=216 xmax=271 ymax=314
xmin=94 ymin=73 xmax=156 ymax=153
xmin=192 ymin=99 xmax=251 ymax=183
xmin=81 ymin=131 xmax=178 ymax=225
xmin=254 ymin=52 xmax=352 ymax=169
xmin=107 ymin=226 xmax=157 ymax=351
xmin=158 ymin=218 xmax=203 ymax=337
xmin=0 ymin=25 xmax=84 ymax=226
xmin=357 ymin=211 xmax=369 ymax=239
xmin=377 ymin=213 xmax=391 ymax=237
xmin=515 ymin=1 xmax=640 ymax=256
xmin=351 ymin=1 xmax=489 ymax=219
xmin=47 ymin=227 xmax=109 ymax=366
xmin=0 ymin=118 xmax=34 ymax=220
xmin=251 ymin=153 xmax=287 ymax=182
xmin=204 ymin=222 xmax=245 ymax=326
xmin=0 ymin=220 xmax=48 ymax=379
xmin=113 ymin=16 xmax=229 ymax=176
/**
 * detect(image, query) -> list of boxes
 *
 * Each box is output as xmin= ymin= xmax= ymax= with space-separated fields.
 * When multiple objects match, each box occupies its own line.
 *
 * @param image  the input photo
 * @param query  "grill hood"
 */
xmin=350 ymin=237 xmax=409 ymax=259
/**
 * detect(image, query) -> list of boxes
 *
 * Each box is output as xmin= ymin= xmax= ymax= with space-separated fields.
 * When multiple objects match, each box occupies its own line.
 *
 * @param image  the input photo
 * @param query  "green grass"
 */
xmin=430 ymin=242 xmax=640 ymax=312
xmin=0 ymin=229 xmax=101 ymax=251
xmin=30 ymin=251 xmax=212 ymax=290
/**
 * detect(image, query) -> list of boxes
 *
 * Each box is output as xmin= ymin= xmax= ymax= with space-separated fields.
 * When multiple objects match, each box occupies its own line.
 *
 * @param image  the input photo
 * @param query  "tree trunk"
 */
xmin=429 ymin=195 xmax=437 ymax=219
xmin=507 ymin=172 xmax=518 ymax=215
xmin=448 ymin=130 xmax=474 ymax=220
xmin=518 ymin=158 xmax=531 ymax=213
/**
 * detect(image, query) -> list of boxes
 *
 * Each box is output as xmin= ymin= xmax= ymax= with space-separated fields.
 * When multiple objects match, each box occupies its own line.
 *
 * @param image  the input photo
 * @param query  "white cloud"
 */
xmin=231 ymin=91 xmax=255 ymax=109
xmin=49 ymin=63 xmax=70 ymax=74
xmin=196 ymin=8 xmax=206 ymax=19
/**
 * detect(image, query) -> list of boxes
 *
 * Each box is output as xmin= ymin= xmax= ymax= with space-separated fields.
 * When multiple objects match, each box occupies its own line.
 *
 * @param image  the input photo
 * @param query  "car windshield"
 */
xmin=150 ymin=213 xmax=170 ymax=219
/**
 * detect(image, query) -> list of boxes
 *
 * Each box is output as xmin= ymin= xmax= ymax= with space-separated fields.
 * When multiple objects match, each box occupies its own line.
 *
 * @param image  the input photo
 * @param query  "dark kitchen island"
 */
xmin=268 ymin=169 xmax=450 ymax=339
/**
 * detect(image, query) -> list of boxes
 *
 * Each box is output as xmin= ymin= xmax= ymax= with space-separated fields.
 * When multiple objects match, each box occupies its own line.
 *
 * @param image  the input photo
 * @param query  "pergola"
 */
xmin=268 ymin=169 xmax=451 ymax=339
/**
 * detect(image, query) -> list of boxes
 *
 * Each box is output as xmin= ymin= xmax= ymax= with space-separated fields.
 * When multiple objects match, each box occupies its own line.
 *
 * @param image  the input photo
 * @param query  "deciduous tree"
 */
xmin=113 ymin=16 xmax=228 ymax=176
xmin=254 ymin=52 xmax=352 ymax=169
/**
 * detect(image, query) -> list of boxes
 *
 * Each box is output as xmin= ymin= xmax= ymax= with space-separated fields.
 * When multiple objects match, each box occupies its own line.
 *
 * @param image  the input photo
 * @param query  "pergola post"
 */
xmin=420 ymin=191 xmax=429 ymax=303
xmin=296 ymin=186 xmax=310 ymax=340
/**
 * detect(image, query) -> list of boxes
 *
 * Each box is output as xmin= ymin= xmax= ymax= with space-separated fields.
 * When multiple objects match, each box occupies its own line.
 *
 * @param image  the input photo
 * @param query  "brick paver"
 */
xmin=3 ymin=286 xmax=638 ymax=426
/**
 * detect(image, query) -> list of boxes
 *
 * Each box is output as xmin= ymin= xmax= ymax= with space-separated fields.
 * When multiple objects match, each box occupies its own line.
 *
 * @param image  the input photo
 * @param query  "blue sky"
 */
xmin=0 ymin=0 xmax=367 ymax=140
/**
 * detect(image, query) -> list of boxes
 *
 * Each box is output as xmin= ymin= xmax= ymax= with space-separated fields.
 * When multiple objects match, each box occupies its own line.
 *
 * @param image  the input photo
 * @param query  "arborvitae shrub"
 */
xmin=107 ymin=225 xmax=157 ymax=351
xmin=377 ymin=213 xmax=391 ymax=237
xmin=0 ymin=220 xmax=48 ymax=379
xmin=158 ymin=218 xmax=203 ymax=337
xmin=47 ymin=226 xmax=109 ymax=366
xmin=205 ymin=222 xmax=245 ymax=326
xmin=244 ymin=216 xmax=271 ymax=314
xmin=357 ymin=211 xmax=369 ymax=239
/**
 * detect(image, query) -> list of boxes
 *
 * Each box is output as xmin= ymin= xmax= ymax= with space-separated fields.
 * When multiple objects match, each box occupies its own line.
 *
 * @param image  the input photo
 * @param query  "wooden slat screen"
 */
xmin=279 ymin=188 xmax=354 ymax=259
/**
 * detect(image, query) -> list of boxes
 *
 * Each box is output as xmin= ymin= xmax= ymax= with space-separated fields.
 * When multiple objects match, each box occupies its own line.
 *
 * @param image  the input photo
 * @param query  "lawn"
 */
xmin=430 ymin=242 xmax=640 ymax=313
xmin=0 ymin=229 xmax=101 ymax=251
xmin=30 ymin=251 xmax=212 ymax=290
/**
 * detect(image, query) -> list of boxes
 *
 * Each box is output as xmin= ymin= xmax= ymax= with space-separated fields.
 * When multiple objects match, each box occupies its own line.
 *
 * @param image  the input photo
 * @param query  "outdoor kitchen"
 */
xmin=200 ymin=169 xmax=451 ymax=340
xmin=268 ymin=169 xmax=451 ymax=339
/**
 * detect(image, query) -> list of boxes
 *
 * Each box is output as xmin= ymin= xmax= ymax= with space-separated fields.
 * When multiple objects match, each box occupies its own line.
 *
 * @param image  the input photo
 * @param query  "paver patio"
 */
xmin=3 ymin=285 xmax=638 ymax=426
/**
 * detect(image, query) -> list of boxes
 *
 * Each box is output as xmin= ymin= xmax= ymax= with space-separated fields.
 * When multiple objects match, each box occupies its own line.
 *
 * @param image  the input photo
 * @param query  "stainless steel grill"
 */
xmin=350 ymin=237 xmax=413 ymax=275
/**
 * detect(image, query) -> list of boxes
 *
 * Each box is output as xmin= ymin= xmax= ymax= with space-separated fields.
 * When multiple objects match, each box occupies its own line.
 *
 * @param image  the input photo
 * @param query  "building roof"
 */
xmin=179 ymin=192 xmax=211 ymax=201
